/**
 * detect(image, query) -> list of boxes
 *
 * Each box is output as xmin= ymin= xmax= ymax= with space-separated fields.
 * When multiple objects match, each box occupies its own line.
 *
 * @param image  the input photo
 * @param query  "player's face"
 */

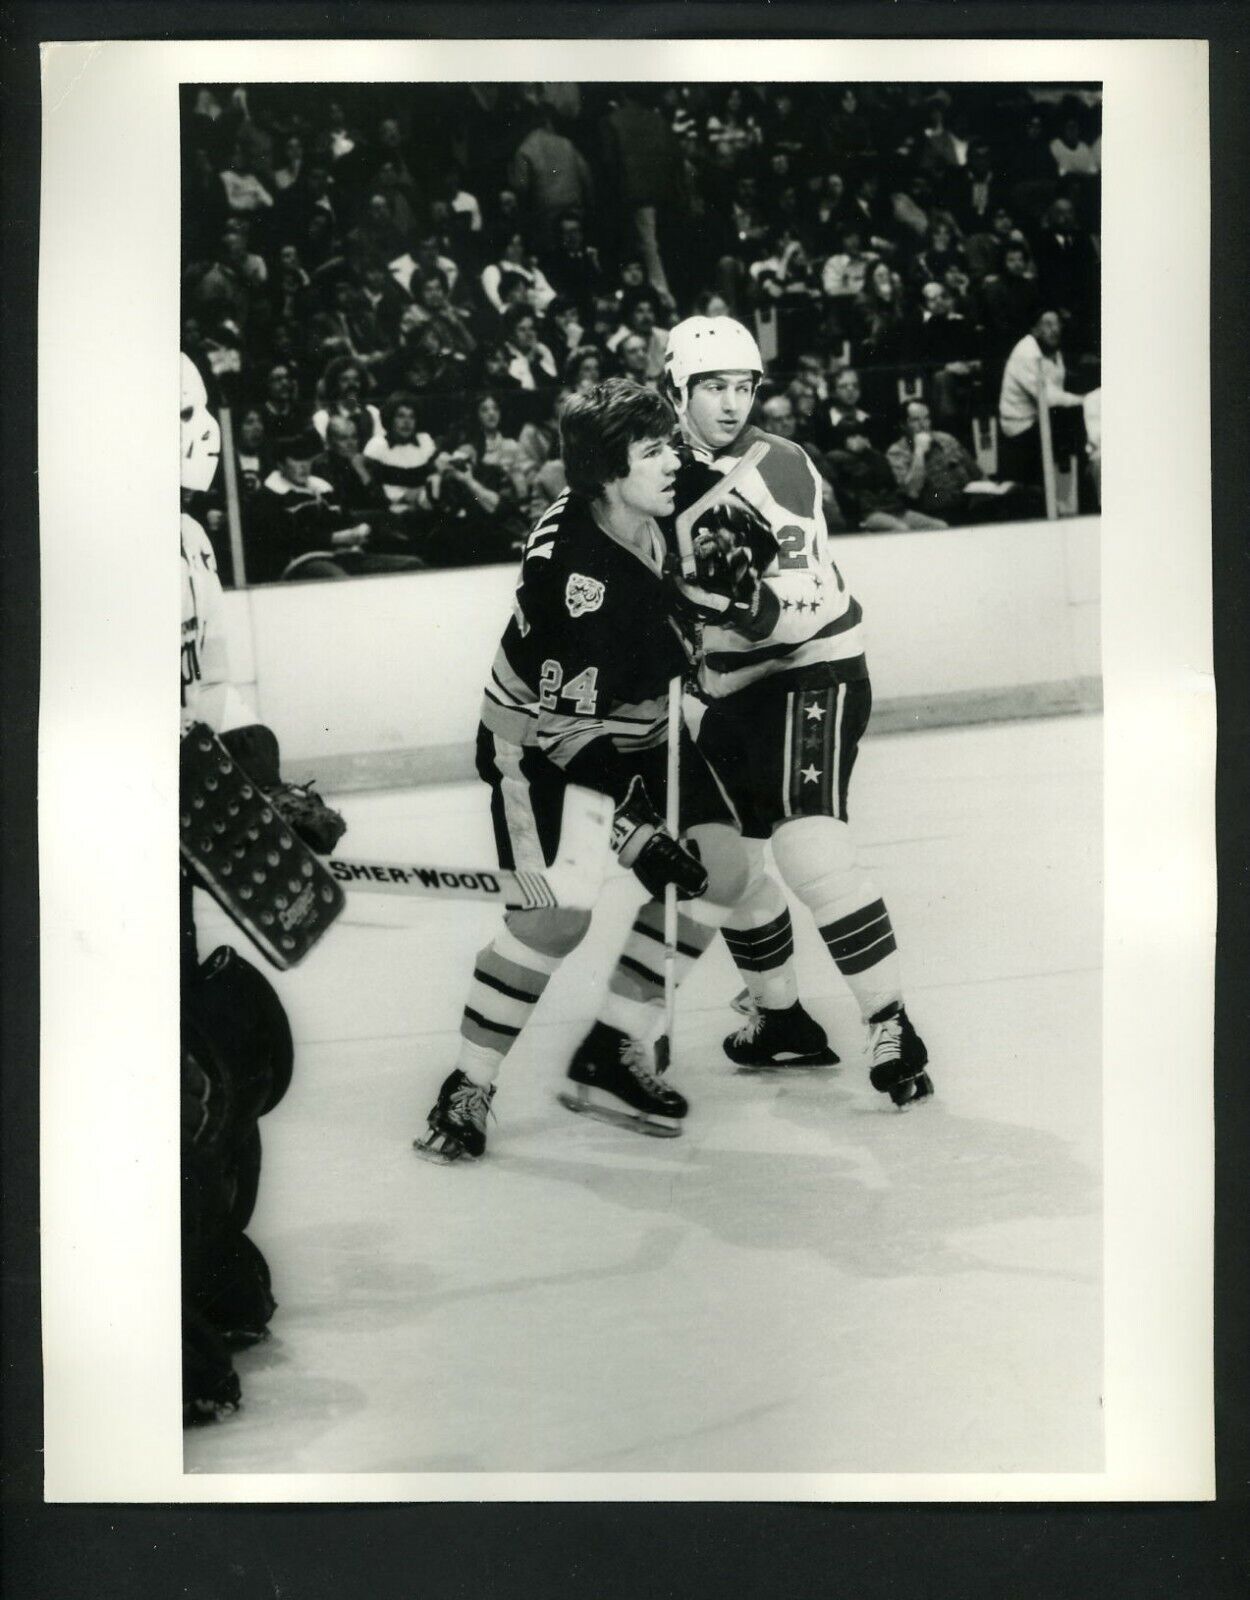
xmin=684 ymin=371 xmax=757 ymax=451
xmin=616 ymin=435 xmax=680 ymax=518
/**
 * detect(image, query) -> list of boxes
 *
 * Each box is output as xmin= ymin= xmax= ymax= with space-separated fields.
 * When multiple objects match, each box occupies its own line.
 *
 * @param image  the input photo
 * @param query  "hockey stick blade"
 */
xmin=328 ymin=784 xmax=613 ymax=911
xmin=674 ymin=439 xmax=771 ymax=576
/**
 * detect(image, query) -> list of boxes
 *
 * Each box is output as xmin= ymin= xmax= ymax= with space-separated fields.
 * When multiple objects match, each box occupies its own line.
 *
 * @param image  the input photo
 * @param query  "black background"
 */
xmin=3 ymin=5 xmax=1247 ymax=1595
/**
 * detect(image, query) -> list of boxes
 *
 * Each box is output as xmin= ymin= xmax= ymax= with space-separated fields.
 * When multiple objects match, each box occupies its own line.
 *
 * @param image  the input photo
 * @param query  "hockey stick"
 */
xmin=673 ymin=439 xmax=771 ymax=577
xmin=327 ymin=785 xmax=613 ymax=912
xmin=660 ymin=677 xmax=682 ymax=1067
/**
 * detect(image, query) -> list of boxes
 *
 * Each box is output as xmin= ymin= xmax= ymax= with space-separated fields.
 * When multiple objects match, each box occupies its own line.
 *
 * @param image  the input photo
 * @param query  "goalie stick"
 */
xmin=673 ymin=438 xmax=771 ymax=577
xmin=328 ymin=784 xmax=613 ymax=911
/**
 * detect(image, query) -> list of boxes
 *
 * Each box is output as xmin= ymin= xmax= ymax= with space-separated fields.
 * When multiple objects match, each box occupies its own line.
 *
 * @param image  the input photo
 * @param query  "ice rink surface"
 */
xmin=186 ymin=712 xmax=1103 ymax=1477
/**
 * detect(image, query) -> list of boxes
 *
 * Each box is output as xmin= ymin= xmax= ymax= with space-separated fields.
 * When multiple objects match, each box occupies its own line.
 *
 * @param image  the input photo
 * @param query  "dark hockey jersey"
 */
xmin=478 ymin=489 xmax=688 ymax=800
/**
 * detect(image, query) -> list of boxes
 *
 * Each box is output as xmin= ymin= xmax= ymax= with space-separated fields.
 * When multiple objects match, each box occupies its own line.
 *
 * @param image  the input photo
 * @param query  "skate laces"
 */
xmin=870 ymin=1017 xmax=902 ymax=1068
xmin=619 ymin=1037 xmax=667 ymax=1096
xmin=448 ymin=1079 xmax=494 ymax=1131
xmin=731 ymin=1012 xmax=765 ymax=1048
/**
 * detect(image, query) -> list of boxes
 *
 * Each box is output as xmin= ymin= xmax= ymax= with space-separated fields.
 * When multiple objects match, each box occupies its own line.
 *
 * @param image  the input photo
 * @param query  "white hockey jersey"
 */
xmin=181 ymin=512 xmax=250 ymax=734
xmin=683 ymin=425 xmax=866 ymax=699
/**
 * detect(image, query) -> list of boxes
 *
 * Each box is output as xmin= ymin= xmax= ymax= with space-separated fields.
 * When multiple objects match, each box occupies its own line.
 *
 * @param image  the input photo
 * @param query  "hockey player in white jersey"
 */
xmin=571 ymin=317 xmax=932 ymax=1106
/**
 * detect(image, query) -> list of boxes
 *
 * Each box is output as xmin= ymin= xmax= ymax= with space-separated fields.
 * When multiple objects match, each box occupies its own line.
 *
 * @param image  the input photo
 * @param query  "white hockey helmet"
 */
xmin=181 ymin=352 xmax=221 ymax=493
xmin=663 ymin=315 xmax=763 ymax=412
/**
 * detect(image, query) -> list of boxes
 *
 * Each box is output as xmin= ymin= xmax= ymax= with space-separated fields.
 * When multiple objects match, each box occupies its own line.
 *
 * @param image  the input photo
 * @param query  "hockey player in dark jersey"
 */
xmin=415 ymin=378 xmax=768 ymax=1160
xmin=573 ymin=317 xmax=932 ymax=1108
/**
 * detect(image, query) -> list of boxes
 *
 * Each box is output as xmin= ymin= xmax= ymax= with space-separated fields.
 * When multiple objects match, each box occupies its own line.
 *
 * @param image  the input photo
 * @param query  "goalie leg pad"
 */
xmin=180 ymin=723 xmax=345 ymax=971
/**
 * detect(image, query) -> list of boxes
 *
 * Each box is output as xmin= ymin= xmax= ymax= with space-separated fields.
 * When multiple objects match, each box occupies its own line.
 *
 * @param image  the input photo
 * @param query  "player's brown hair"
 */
xmin=560 ymin=378 xmax=676 ymax=500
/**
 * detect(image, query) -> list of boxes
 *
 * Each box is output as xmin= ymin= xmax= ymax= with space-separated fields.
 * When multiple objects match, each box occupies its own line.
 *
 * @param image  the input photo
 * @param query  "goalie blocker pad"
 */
xmin=180 ymin=723 xmax=345 ymax=971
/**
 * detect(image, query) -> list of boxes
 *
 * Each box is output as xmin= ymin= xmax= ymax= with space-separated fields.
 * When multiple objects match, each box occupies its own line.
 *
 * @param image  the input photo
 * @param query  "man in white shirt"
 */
xmin=998 ymin=309 xmax=1086 ymax=487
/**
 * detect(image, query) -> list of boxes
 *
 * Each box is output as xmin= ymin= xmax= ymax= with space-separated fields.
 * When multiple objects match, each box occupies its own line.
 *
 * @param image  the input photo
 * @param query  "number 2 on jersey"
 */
xmin=539 ymin=659 xmax=599 ymax=715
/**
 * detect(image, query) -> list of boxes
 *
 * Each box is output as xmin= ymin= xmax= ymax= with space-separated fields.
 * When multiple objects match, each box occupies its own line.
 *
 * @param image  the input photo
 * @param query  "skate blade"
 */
xmin=731 ymin=1049 xmax=841 ymax=1075
xmin=556 ymin=1089 xmax=683 ymax=1139
xmin=412 ymin=1132 xmax=478 ymax=1164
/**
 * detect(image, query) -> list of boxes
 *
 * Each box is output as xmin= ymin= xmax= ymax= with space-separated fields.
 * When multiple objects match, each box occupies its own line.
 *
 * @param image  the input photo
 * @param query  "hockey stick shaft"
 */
xmin=674 ymin=439 xmax=771 ymax=577
xmin=663 ymin=677 xmax=682 ymax=1048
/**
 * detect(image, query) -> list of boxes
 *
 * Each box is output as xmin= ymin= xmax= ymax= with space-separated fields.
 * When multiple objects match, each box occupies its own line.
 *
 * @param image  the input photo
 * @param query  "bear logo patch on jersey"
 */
xmin=565 ymin=573 xmax=605 ymax=617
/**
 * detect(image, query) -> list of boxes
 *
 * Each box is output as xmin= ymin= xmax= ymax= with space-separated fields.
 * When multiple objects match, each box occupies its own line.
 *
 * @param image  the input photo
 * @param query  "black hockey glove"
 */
xmin=218 ymin=723 xmax=347 ymax=855
xmin=610 ymin=776 xmax=707 ymax=901
xmin=670 ymin=498 xmax=780 ymax=637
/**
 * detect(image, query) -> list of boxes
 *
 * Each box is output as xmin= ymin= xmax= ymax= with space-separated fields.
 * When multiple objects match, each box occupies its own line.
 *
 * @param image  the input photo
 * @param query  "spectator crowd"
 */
xmin=181 ymin=80 xmax=1102 ymax=586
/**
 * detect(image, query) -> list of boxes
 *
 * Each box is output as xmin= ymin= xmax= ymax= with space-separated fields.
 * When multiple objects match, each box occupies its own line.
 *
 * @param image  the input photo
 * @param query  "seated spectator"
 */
xmin=272 ymin=133 xmax=305 ymax=192
xmin=563 ymin=345 xmax=605 ymax=396
xmin=827 ymin=422 xmax=948 ymax=532
xmin=963 ymin=205 xmax=1025 ymax=281
xmin=820 ymin=223 xmax=877 ymax=301
xmin=423 ymin=440 xmax=525 ymax=566
xmin=220 ymin=145 xmax=274 ymax=220
xmin=232 ymin=406 xmax=273 ymax=501
xmin=907 ymin=281 xmax=981 ymax=429
xmin=979 ymin=240 xmax=1042 ymax=363
xmin=480 ymin=231 xmax=556 ymax=317
xmin=501 ymin=306 xmax=559 ymax=390
xmin=314 ymin=413 xmax=390 ymax=524
xmin=248 ymin=429 xmax=379 ymax=582
xmin=358 ymin=258 xmax=413 ymax=348
xmin=311 ymin=355 xmax=384 ymax=449
xmin=307 ymin=278 xmax=390 ymax=367
xmin=376 ymin=320 xmax=469 ymax=423
xmin=706 ymin=85 xmax=763 ymax=158
xmin=346 ymin=191 xmax=411 ymax=274
xmin=997 ymin=308 xmax=1087 ymax=487
xmin=544 ymin=296 xmax=587 ymax=360
xmin=812 ymin=366 xmax=890 ymax=452
xmin=271 ymin=242 xmax=314 ymax=326
xmin=528 ymin=448 xmax=569 ymax=520
xmin=476 ymin=341 xmax=526 ymax=403
xmin=952 ymin=141 xmax=1007 ymax=234
xmin=407 ymin=269 xmax=478 ymax=361
xmin=886 ymin=398 xmax=1040 ymax=524
xmin=616 ymin=331 xmax=660 ymax=391
xmin=362 ymin=393 xmax=439 ymax=524
xmin=851 ymin=261 xmax=908 ymax=366
xmin=909 ymin=217 xmax=966 ymax=290
xmin=259 ymin=360 xmax=311 ymax=434
xmin=541 ymin=212 xmax=604 ymax=317
xmin=758 ymin=391 xmax=846 ymax=531
xmin=1049 ymin=108 xmax=1100 ymax=177
xmin=464 ymin=391 xmax=531 ymax=501
xmin=605 ymin=293 xmax=669 ymax=381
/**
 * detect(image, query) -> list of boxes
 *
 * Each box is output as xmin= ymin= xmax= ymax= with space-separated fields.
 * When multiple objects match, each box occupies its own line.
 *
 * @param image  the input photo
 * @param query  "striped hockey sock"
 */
xmin=819 ymin=896 xmax=902 ymax=1022
xmin=457 ymin=926 xmax=560 ymax=1085
xmin=601 ymin=899 xmax=716 ymax=1036
xmin=721 ymin=906 xmax=799 ymax=1012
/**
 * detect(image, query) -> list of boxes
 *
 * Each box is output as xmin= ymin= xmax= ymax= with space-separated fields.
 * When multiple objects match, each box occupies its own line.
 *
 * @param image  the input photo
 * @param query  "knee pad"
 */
xmin=505 ymin=906 xmax=592 ymax=960
xmin=686 ymin=822 xmax=750 ymax=911
xmin=770 ymin=815 xmax=866 ymax=920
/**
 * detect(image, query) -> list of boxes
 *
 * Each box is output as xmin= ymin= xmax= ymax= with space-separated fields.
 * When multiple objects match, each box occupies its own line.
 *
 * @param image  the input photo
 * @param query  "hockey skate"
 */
xmin=558 ymin=1022 xmax=688 ymax=1138
xmin=724 ymin=1001 xmax=840 ymax=1071
xmin=867 ymin=1007 xmax=933 ymax=1108
xmin=413 ymin=1069 xmax=496 ymax=1163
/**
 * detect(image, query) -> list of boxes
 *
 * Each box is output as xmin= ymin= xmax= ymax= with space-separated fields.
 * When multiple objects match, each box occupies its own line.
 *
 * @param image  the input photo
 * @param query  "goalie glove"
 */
xmin=610 ymin=775 xmax=708 ymax=901
xmin=669 ymin=497 xmax=780 ymax=636
xmin=218 ymin=724 xmax=346 ymax=855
